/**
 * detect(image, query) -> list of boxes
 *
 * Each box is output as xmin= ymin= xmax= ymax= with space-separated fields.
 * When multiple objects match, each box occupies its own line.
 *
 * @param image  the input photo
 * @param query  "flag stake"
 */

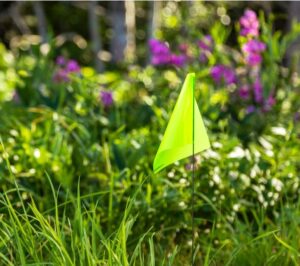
xmin=152 ymin=73 xmax=211 ymax=265
xmin=191 ymin=74 xmax=195 ymax=266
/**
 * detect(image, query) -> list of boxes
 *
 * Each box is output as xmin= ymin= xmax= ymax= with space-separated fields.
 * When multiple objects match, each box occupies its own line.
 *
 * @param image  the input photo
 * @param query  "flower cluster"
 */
xmin=149 ymin=39 xmax=187 ymax=67
xmin=148 ymin=8 xmax=275 ymax=114
xmin=239 ymin=9 xmax=259 ymax=37
xmin=239 ymin=9 xmax=266 ymax=67
xmin=149 ymin=36 xmax=215 ymax=67
xmin=211 ymin=65 xmax=236 ymax=85
xmin=53 ymin=56 xmax=81 ymax=83
xmin=238 ymin=78 xmax=275 ymax=113
xmin=237 ymin=9 xmax=274 ymax=112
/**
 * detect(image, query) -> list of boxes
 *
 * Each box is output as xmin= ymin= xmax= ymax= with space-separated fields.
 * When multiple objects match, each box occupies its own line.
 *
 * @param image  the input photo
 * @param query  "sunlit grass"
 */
xmin=1 ymin=170 xmax=300 ymax=265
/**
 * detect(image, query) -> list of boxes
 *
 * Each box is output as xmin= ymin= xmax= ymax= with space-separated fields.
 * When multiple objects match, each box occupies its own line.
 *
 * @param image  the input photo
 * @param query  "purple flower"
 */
xmin=242 ymin=40 xmax=266 ymax=66
xmin=149 ymin=39 xmax=172 ymax=65
xmin=53 ymin=57 xmax=81 ymax=83
xmin=198 ymin=35 xmax=213 ymax=51
xmin=149 ymin=39 xmax=170 ymax=54
xmin=211 ymin=65 xmax=236 ymax=85
xmin=100 ymin=91 xmax=113 ymax=107
xmin=170 ymin=54 xmax=186 ymax=67
xmin=53 ymin=69 xmax=70 ymax=83
xmin=242 ymin=40 xmax=266 ymax=54
xmin=224 ymin=68 xmax=237 ymax=85
xmin=56 ymin=56 xmax=66 ymax=66
xmin=238 ymin=85 xmax=250 ymax=100
xmin=246 ymin=53 xmax=263 ymax=66
xmin=151 ymin=54 xmax=170 ymax=65
xmin=211 ymin=65 xmax=224 ymax=83
xmin=253 ymin=78 xmax=263 ymax=103
xmin=66 ymin=60 xmax=81 ymax=73
xmin=239 ymin=9 xmax=259 ymax=37
xmin=246 ymin=105 xmax=256 ymax=114
xmin=149 ymin=38 xmax=187 ymax=67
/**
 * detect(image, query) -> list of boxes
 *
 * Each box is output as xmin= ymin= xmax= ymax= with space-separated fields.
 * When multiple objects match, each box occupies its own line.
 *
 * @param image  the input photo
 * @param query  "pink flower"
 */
xmin=238 ymin=85 xmax=250 ymax=100
xmin=242 ymin=40 xmax=266 ymax=54
xmin=242 ymin=40 xmax=266 ymax=66
xmin=239 ymin=9 xmax=259 ymax=37
xmin=246 ymin=53 xmax=263 ymax=66
xmin=66 ymin=60 xmax=81 ymax=73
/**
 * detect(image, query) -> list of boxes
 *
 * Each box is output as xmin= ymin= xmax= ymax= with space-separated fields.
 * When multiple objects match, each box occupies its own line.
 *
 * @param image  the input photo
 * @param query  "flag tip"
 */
xmin=187 ymin=72 xmax=195 ymax=79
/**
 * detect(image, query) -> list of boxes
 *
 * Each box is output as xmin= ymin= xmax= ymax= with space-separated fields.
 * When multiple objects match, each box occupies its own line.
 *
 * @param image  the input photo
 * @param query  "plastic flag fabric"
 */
xmin=153 ymin=73 xmax=210 ymax=173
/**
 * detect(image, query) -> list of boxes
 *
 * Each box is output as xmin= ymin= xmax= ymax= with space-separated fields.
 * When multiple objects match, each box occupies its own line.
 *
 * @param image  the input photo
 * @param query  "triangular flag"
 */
xmin=153 ymin=73 xmax=210 ymax=173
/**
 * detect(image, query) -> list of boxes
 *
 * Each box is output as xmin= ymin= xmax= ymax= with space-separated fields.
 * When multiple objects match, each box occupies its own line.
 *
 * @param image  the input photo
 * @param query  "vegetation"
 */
xmin=0 ymin=2 xmax=300 ymax=265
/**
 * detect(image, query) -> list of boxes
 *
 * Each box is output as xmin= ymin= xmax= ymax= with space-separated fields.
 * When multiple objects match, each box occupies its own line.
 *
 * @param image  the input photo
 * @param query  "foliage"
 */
xmin=0 ymin=5 xmax=300 ymax=265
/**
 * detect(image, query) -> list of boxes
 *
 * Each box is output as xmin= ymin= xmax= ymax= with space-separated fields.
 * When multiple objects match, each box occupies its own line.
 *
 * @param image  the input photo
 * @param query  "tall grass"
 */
xmin=1 ymin=175 xmax=300 ymax=265
xmin=0 ymin=173 xmax=180 ymax=265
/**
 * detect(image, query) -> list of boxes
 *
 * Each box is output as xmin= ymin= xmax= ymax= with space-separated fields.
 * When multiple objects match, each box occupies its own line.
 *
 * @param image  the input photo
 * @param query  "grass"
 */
xmin=1 ymin=171 xmax=300 ymax=265
xmin=0 ymin=177 xmax=163 ymax=265
xmin=1 ymin=135 xmax=300 ymax=265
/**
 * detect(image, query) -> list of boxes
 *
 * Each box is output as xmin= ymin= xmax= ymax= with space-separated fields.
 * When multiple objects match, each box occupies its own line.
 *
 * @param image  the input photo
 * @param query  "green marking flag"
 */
xmin=153 ymin=73 xmax=210 ymax=173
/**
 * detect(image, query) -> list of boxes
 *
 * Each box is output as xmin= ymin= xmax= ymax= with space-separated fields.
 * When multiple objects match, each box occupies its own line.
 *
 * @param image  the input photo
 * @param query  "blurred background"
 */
xmin=1 ymin=1 xmax=300 ymax=70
